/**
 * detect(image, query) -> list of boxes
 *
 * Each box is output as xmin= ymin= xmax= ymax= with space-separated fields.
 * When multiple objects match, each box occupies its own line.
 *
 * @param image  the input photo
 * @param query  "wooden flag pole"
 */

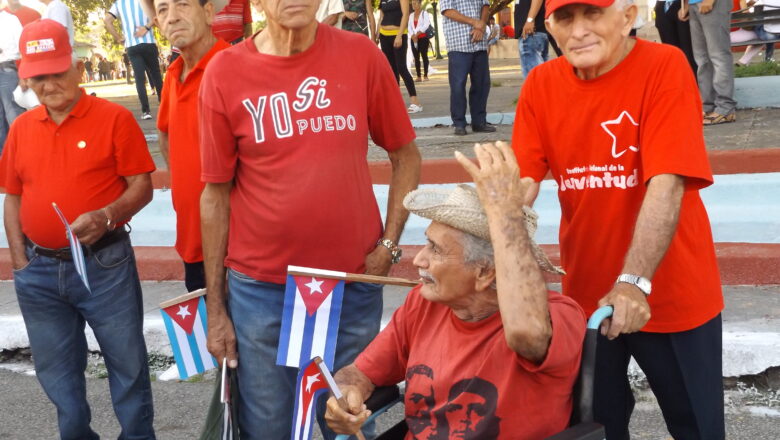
xmin=288 ymin=265 xmax=418 ymax=287
xmin=159 ymin=288 xmax=207 ymax=309
xmin=314 ymin=357 xmax=367 ymax=440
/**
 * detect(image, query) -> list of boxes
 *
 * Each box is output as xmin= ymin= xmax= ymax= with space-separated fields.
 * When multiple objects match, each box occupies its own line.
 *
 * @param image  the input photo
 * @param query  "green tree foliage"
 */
xmin=64 ymin=0 xmax=114 ymax=32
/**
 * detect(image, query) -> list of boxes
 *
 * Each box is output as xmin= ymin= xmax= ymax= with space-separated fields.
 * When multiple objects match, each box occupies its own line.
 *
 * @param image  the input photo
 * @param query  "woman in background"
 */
xmin=408 ymin=0 xmax=432 ymax=81
xmin=378 ymin=0 xmax=423 ymax=113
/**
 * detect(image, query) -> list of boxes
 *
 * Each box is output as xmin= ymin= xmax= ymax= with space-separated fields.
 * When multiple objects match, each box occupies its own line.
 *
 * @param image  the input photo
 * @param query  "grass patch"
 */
xmin=735 ymin=60 xmax=780 ymax=78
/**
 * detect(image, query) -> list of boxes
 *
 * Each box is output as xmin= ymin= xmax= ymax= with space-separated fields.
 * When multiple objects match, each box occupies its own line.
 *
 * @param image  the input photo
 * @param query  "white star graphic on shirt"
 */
xmin=600 ymin=110 xmax=640 ymax=158
xmin=305 ymin=278 xmax=324 ymax=295
xmin=306 ymin=373 xmax=321 ymax=393
xmin=176 ymin=305 xmax=191 ymax=319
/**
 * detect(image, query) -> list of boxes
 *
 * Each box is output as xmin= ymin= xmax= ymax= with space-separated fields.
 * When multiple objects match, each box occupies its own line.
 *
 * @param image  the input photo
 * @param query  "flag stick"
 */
xmin=314 ymin=357 xmax=367 ymax=440
xmin=159 ymin=288 xmax=207 ymax=309
xmin=288 ymin=265 xmax=418 ymax=287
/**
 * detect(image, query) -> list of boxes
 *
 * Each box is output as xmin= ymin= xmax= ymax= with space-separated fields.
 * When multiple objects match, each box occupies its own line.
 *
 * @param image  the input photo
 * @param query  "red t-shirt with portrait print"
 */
xmin=512 ymin=38 xmax=723 ymax=333
xmin=355 ymin=286 xmax=586 ymax=440
xmin=199 ymin=24 xmax=416 ymax=284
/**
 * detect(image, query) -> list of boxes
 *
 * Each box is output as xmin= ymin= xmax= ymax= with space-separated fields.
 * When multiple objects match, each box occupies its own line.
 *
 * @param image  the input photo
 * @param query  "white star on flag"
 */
xmin=305 ymin=278 xmax=324 ymax=295
xmin=176 ymin=305 xmax=191 ymax=319
xmin=306 ymin=373 xmax=321 ymax=393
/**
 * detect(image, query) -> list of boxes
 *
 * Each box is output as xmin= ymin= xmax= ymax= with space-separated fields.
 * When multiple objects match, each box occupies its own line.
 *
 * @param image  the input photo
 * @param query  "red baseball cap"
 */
xmin=545 ymin=0 xmax=615 ymax=18
xmin=18 ymin=19 xmax=73 ymax=79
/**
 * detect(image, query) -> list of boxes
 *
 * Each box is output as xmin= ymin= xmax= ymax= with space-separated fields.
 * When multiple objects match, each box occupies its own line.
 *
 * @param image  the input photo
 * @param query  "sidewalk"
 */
xmin=0 ymin=281 xmax=778 ymax=380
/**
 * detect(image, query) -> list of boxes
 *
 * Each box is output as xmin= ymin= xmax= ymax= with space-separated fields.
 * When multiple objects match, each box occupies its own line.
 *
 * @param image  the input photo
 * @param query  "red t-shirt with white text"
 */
xmin=356 ymin=286 xmax=586 ymax=440
xmin=199 ymin=24 xmax=416 ymax=284
xmin=512 ymin=39 xmax=723 ymax=333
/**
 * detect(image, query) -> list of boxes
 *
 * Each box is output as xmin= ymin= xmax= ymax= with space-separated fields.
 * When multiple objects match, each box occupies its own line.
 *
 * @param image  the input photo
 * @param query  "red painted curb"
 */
xmin=1 ymin=243 xmax=777 ymax=285
xmin=146 ymin=148 xmax=780 ymax=188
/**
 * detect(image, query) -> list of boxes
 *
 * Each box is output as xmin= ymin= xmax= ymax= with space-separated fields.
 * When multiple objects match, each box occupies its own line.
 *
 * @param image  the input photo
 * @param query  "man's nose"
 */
xmin=570 ymin=13 xmax=591 ymax=39
xmin=412 ymin=247 xmax=427 ymax=269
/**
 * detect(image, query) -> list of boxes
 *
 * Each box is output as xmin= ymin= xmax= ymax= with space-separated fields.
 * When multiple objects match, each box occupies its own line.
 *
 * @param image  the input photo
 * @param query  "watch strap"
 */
xmin=616 ymin=273 xmax=651 ymax=295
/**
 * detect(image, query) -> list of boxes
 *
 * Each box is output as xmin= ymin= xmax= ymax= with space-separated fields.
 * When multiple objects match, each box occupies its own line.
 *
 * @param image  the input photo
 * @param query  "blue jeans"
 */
xmin=448 ymin=51 xmax=490 ymax=129
xmin=14 ymin=235 xmax=155 ymax=440
xmin=227 ymin=269 xmax=384 ymax=440
xmin=754 ymin=25 xmax=777 ymax=60
xmin=519 ymin=33 xmax=549 ymax=78
xmin=0 ymin=66 xmax=25 ymax=153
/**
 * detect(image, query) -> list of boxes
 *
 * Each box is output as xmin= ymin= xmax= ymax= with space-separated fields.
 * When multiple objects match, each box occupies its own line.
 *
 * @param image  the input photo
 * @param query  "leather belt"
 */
xmin=26 ymin=228 xmax=128 ymax=261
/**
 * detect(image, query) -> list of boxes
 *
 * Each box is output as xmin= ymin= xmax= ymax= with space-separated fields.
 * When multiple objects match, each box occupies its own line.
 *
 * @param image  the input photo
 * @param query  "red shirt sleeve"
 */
xmin=2 ymin=124 xmax=22 ymax=195
xmin=515 ymin=293 xmax=586 ymax=378
xmin=157 ymin=73 xmax=172 ymax=134
xmin=354 ymin=290 xmax=418 ymax=387
xmin=199 ymin=57 xmax=239 ymax=183
xmin=512 ymin=72 xmax=549 ymax=182
xmin=114 ymin=108 xmax=157 ymax=176
xmin=365 ymin=42 xmax=416 ymax=152
xmin=639 ymin=49 xmax=713 ymax=190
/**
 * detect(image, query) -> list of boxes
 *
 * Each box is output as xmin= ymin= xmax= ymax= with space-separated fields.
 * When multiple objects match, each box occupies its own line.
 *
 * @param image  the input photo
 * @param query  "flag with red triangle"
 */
xmin=276 ymin=273 xmax=344 ymax=370
xmin=161 ymin=293 xmax=217 ymax=379
xmin=290 ymin=358 xmax=330 ymax=440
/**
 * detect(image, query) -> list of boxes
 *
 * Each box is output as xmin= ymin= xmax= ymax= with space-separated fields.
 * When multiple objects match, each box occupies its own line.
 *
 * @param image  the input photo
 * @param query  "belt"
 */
xmin=26 ymin=228 xmax=129 ymax=261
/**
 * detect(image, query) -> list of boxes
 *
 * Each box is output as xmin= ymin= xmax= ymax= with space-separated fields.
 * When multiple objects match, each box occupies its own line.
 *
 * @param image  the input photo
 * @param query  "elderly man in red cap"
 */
xmin=511 ymin=0 xmax=725 ymax=438
xmin=325 ymin=142 xmax=587 ymax=439
xmin=2 ymin=19 xmax=156 ymax=440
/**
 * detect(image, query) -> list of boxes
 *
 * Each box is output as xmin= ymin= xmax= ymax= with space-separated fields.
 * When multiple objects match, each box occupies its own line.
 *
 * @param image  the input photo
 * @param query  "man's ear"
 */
xmin=474 ymin=263 xmax=496 ymax=292
xmin=622 ymin=4 xmax=638 ymax=37
xmin=205 ymin=0 xmax=216 ymax=25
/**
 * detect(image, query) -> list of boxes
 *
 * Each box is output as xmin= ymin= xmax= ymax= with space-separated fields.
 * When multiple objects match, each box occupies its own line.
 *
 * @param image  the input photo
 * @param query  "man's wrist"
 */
xmin=376 ymin=238 xmax=402 ymax=264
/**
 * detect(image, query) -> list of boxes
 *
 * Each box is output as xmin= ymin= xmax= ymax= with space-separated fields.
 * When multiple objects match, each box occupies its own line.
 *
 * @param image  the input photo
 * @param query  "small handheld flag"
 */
xmin=160 ymin=289 xmax=217 ymax=379
xmin=277 ymin=268 xmax=345 ymax=370
xmin=52 ymin=203 xmax=90 ymax=292
xmin=291 ymin=358 xmax=330 ymax=440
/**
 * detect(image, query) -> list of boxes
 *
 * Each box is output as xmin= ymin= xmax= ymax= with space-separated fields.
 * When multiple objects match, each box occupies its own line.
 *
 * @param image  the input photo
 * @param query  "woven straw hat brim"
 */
xmin=404 ymin=185 xmax=565 ymax=275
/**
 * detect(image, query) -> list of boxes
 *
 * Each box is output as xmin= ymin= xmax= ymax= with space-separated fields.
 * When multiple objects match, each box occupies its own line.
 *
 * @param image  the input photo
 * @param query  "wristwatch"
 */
xmin=526 ymin=17 xmax=534 ymax=23
xmin=616 ymin=273 xmax=652 ymax=296
xmin=377 ymin=238 xmax=402 ymax=264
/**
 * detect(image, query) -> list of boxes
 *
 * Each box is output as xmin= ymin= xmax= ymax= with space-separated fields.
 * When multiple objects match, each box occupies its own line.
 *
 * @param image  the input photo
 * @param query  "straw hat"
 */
xmin=141 ymin=0 xmax=228 ymax=19
xmin=403 ymin=184 xmax=565 ymax=275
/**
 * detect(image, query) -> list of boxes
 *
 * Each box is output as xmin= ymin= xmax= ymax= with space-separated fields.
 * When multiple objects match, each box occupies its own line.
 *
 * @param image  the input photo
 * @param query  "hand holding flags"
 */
xmin=52 ymin=203 xmax=90 ymax=292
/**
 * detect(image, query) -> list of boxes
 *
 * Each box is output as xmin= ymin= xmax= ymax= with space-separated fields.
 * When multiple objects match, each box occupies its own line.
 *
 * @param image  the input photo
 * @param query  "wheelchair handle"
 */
xmin=587 ymin=305 xmax=613 ymax=330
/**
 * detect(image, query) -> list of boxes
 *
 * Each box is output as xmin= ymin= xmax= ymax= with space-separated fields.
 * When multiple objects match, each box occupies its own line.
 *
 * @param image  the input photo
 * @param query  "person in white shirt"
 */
xmin=408 ymin=0 xmax=432 ymax=81
xmin=0 ymin=8 xmax=25 ymax=151
xmin=316 ymin=0 xmax=344 ymax=27
xmin=39 ymin=0 xmax=75 ymax=46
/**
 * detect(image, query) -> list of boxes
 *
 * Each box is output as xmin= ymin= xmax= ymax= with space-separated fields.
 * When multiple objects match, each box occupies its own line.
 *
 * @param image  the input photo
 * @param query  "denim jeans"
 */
xmin=227 ymin=269 xmax=384 ymax=440
xmin=126 ymin=43 xmax=163 ymax=114
xmin=518 ymin=32 xmax=549 ymax=78
xmin=14 ymin=235 xmax=155 ymax=440
xmin=448 ymin=51 xmax=490 ymax=129
xmin=0 ymin=66 xmax=25 ymax=153
xmin=755 ymin=25 xmax=778 ymax=60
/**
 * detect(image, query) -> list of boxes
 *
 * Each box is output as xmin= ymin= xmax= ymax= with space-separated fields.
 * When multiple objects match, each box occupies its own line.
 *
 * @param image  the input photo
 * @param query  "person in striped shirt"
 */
xmin=105 ymin=0 xmax=164 ymax=120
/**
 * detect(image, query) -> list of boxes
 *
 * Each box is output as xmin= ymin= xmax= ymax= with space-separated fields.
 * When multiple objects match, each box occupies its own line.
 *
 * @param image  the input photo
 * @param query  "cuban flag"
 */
xmin=277 ymin=273 xmax=344 ymax=370
xmin=52 ymin=203 xmax=90 ymax=293
xmin=160 ymin=295 xmax=217 ymax=379
xmin=290 ymin=358 xmax=329 ymax=440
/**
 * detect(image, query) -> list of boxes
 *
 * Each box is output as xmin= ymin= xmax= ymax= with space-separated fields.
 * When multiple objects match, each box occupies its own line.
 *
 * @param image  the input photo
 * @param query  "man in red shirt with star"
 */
xmin=512 ymin=0 xmax=725 ymax=438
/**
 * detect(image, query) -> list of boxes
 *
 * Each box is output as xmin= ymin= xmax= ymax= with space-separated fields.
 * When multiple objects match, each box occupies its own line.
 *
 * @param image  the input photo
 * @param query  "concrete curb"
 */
xmin=146 ymin=148 xmax=780 ymax=188
xmin=735 ymin=76 xmax=780 ymax=109
xmin=0 ymin=243 xmax=774 ymax=284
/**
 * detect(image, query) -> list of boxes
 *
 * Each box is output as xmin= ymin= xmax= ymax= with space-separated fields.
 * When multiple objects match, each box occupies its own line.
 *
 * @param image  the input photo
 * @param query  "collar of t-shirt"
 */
xmin=35 ymin=89 xmax=91 ymax=123
xmin=168 ymin=38 xmax=231 ymax=83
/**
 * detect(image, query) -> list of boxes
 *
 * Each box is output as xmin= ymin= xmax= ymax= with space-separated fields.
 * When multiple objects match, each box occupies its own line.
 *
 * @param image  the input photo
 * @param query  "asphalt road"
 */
xmin=1 ymin=368 xmax=778 ymax=440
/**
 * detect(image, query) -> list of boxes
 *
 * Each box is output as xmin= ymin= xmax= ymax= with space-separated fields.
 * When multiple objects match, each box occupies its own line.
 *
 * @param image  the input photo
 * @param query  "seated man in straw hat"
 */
xmin=325 ymin=142 xmax=587 ymax=439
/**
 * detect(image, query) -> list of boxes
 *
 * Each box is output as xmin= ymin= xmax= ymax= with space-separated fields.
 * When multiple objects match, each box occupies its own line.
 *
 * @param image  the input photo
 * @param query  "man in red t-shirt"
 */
xmin=198 ymin=0 xmax=421 ymax=436
xmin=3 ymin=20 xmax=156 ymax=438
xmin=511 ymin=0 xmax=725 ymax=438
xmin=4 ymin=0 xmax=41 ymax=26
xmin=325 ymin=143 xmax=586 ymax=439
xmin=211 ymin=0 xmax=252 ymax=43
xmin=143 ymin=0 xmax=229 ymax=292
